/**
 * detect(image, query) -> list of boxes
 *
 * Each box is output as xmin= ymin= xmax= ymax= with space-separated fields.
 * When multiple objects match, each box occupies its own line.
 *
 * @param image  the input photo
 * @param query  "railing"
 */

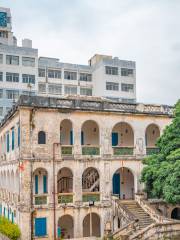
xmin=61 ymin=145 xmax=73 ymax=155
xmin=113 ymin=146 xmax=134 ymax=155
xmin=34 ymin=194 xmax=48 ymax=205
xmin=82 ymin=192 xmax=100 ymax=202
xmin=82 ymin=145 xmax=100 ymax=155
xmin=58 ymin=193 xmax=73 ymax=204
xmin=146 ymin=147 xmax=159 ymax=155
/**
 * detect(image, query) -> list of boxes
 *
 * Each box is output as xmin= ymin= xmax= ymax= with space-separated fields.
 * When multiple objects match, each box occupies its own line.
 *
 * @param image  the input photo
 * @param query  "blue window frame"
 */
xmin=35 ymin=218 xmax=47 ymax=237
xmin=112 ymin=132 xmax=118 ymax=146
xmin=35 ymin=175 xmax=38 ymax=194
xmin=12 ymin=128 xmax=15 ymax=150
xmin=11 ymin=212 xmax=14 ymax=223
xmin=70 ymin=130 xmax=73 ymax=145
xmin=3 ymin=207 xmax=6 ymax=217
xmin=43 ymin=175 xmax=47 ymax=194
xmin=6 ymin=132 xmax=9 ymax=152
xmin=0 ymin=204 xmax=2 ymax=216
xmin=8 ymin=208 xmax=10 ymax=220
xmin=81 ymin=131 xmax=84 ymax=145
xmin=18 ymin=126 xmax=20 ymax=147
xmin=113 ymin=173 xmax=120 ymax=195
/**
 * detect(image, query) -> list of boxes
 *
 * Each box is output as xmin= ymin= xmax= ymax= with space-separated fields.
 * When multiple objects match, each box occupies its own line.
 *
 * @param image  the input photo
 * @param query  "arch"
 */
xmin=33 ymin=168 xmax=48 ymax=194
xmin=112 ymin=122 xmax=134 ymax=147
xmin=82 ymin=167 xmax=100 ymax=192
xmin=83 ymin=212 xmax=101 ymax=237
xmin=60 ymin=119 xmax=73 ymax=145
xmin=145 ymin=124 xmax=160 ymax=147
xmin=112 ymin=167 xmax=134 ymax=199
xmin=57 ymin=167 xmax=73 ymax=193
xmin=171 ymin=208 xmax=180 ymax=220
xmin=38 ymin=131 xmax=46 ymax=144
xmin=58 ymin=215 xmax=74 ymax=239
xmin=81 ymin=120 xmax=99 ymax=145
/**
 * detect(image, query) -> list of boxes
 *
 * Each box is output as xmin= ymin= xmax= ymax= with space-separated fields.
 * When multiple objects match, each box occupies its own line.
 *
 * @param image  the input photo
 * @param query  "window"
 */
xmin=121 ymin=68 xmax=134 ymax=76
xmin=38 ymin=68 xmax=45 ymax=77
xmin=22 ymin=74 xmax=35 ymax=84
xmin=0 ymin=72 xmax=3 ymax=81
xmin=35 ymin=218 xmax=47 ymax=237
xmin=79 ymin=73 xmax=92 ymax=82
xmin=11 ymin=128 xmax=15 ymax=150
xmin=106 ymin=82 xmax=119 ymax=91
xmin=6 ymin=55 xmax=19 ymax=65
xmin=105 ymin=66 xmax=118 ymax=75
xmin=64 ymin=86 xmax=77 ymax=95
xmin=6 ymin=73 xmax=19 ymax=82
xmin=38 ymin=83 xmax=46 ymax=93
xmin=0 ymin=31 xmax=8 ymax=38
xmin=38 ymin=131 xmax=46 ymax=144
xmin=0 ymin=107 xmax=3 ymax=116
xmin=22 ymin=57 xmax=35 ymax=67
xmin=0 ymin=89 xmax=3 ymax=98
xmin=0 ymin=54 xmax=3 ymax=64
xmin=6 ymin=90 xmax=19 ymax=100
xmin=121 ymin=83 xmax=134 ymax=92
xmin=48 ymin=69 xmax=61 ymax=79
xmin=121 ymin=98 xmax=135 ymax=103
xmin=64 ymin=71 xmax=77 ymax=80
xmin=80 ymin=88 xmax=92 ymax=96
xmin=48 ymin=84 xmax=62 ymax=95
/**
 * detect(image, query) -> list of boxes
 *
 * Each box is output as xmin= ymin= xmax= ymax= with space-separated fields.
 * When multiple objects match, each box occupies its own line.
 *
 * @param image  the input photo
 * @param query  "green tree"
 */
xmin=141 ymin=100 xmax=180 ymax=204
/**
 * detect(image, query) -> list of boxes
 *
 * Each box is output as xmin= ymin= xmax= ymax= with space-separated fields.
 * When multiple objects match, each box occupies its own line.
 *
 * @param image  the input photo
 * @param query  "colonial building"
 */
xmin=0 ymin=95 xmax=176 ymax=240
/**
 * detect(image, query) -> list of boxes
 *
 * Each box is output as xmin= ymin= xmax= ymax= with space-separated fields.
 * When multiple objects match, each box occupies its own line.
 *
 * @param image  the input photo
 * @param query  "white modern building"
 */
xmin=0 ymin=7 xmax=136 ymax=120
xmin=0 ymin=7 xmax=38 ymax=119
xmin=38 ymin=55 xmax=136 ymax=103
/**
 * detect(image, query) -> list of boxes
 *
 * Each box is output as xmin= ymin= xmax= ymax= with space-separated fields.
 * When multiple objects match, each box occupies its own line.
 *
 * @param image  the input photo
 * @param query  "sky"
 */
xmin=1 ymin=0 xmax=180 ymax=105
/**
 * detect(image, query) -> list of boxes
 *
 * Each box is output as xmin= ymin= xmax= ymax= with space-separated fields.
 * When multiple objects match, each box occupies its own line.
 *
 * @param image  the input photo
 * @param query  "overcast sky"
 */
xmin=1 ymin=0 xmax=180 ymax=105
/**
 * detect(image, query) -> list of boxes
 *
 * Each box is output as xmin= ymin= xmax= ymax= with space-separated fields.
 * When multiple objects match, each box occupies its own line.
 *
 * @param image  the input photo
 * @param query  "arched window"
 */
xmin=38 ymin=131 xmax=46 ymax=144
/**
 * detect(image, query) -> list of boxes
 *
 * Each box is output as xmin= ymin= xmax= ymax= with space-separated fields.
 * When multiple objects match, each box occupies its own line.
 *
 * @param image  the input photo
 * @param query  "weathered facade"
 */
xmin=0 ymin=95 xmax=174 ymax=240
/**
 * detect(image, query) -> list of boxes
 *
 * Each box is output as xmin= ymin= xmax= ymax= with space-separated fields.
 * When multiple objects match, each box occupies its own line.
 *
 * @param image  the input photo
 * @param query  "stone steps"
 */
xmin=119 ymin=200 xmax=154 ymax=230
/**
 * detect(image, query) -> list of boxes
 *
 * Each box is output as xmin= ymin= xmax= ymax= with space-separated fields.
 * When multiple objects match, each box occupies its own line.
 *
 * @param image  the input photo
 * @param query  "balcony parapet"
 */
xmin=58 ymin=193 xmax=74 ymax=204
xmin=146 ymin=147 xmax=159 ymax=155
xmin=113 ymin=146 xmax=134 ymax=156
xmin=82 ymin=192 xmax=100 ymax=202
xmin=34 ymin=194 xmax=48 ymax=206
xmin=82 ymin=145 xmax=100 ymax=156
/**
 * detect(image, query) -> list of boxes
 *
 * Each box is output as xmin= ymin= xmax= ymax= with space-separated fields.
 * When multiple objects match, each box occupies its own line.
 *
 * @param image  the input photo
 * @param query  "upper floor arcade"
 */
xmin=0 ymin=95 xmax=173 ymax=162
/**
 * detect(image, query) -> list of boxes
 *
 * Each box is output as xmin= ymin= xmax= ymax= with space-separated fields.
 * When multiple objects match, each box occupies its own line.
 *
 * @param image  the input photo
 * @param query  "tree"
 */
xmin=141 ymin=100 xmax=180 ymax=204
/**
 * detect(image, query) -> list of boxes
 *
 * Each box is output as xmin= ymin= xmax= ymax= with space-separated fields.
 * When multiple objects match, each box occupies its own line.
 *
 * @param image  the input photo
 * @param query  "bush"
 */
xmin=0 ymin=216 xmax=21 ymax=240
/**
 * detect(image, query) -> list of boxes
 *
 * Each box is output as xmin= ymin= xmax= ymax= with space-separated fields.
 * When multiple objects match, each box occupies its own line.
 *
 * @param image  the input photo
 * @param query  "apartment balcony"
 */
xmin=146 ymin=147 xmax=159 ymax=155
xmin=58 ymin=193 xmax=74 ymax=204
xmin=82 ymin=145 xmax=100 ymax=156
xmin=82 ymin=192 xmax=100 ymax=202
xmin=34 ymin=194 xmax=48 ymax=205
xmin=113 ymin=146 xmax=134 ymax=156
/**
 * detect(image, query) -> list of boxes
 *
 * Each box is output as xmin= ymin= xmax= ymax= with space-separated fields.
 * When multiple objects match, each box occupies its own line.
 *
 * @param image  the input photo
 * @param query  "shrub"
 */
xmin=0 ymin=216 xmax=21 ymax=240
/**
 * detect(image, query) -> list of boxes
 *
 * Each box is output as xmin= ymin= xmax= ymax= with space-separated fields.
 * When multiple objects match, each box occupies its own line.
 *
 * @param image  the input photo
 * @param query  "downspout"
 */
xmin=53 ymin=143 xmax=57 ymax=240
xmin=30 ymin=108 xmax=35 ymax=240
xmin=53 ymin=142 xmax=60 ymax=240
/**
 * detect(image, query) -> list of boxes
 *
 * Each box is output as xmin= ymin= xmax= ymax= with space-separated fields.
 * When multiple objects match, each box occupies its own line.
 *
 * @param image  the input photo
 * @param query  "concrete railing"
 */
xmin=130 ymin=222 xmax=180 ymax=240
xmin=135 ymin=194 xmax=172 ymax=223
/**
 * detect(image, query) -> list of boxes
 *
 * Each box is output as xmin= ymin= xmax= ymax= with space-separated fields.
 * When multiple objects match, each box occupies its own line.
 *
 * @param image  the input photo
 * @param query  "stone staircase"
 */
xmin=120 ymin=200 xmax=154 ymax=230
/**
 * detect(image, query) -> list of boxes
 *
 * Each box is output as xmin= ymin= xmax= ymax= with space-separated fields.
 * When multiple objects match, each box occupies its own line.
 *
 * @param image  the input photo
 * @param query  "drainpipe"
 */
xmin=53 ymin=142 xmax=60 ymax=240
xmin=30 ymin=108 xmax=35 ymax=240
